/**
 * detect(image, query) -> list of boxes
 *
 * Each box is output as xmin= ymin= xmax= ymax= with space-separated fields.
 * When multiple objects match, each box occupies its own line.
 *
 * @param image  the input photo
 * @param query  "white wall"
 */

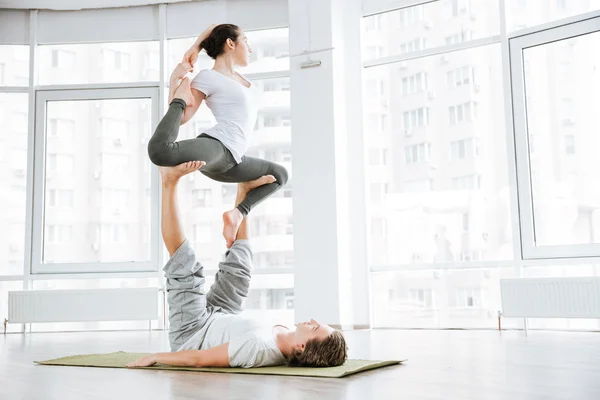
xmin=288 ymin=0 xmax=370 ymax=328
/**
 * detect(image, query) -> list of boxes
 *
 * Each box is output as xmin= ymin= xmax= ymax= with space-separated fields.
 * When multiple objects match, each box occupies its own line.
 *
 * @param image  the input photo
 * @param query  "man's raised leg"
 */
xmin=206 ymin=175 xmax=275 ymax=314
xmin=160 ymin=161 xmax=213 ymax=351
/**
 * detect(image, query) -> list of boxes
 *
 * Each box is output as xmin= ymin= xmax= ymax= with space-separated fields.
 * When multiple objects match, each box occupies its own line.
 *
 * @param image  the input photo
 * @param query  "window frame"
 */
xmin=510 ymin=15 xmax=600 ymax=259
xmin=32 ymin=87 xmax=160 ymax=274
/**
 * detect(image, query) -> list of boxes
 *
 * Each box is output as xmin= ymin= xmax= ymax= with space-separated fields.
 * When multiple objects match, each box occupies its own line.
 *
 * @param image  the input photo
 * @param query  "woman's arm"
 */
xmin=167 ymin=64 xmax=205 ymax=125
xmin=126 ymin=343 xmax=231 ymax=368
xmin=182 ymin=24 xmax=217 ymax=66
xmin=180 ymin=89 xmax=205 ymax=125
xmin=168 ymin=63 xmax=193 ymax=104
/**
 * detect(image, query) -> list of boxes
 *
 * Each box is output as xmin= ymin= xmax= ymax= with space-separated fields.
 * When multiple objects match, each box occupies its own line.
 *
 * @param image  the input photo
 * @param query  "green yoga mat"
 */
xmin=36 ymin=351 xmax=404 ymax=378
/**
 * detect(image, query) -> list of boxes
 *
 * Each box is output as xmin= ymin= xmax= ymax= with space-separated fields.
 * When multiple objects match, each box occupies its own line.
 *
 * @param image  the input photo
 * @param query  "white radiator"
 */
xmin=500 ymin=277 xmax=600 ymax=318
xmin=7 ymin=288 xmax=159 ymax=324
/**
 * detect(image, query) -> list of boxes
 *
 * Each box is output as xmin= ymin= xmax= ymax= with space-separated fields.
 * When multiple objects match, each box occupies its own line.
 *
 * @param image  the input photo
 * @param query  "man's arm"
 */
xmin=127 ymin=343 xmax=231 ymax=368
xmin=155 ymin=343 xmax=231 ymax=367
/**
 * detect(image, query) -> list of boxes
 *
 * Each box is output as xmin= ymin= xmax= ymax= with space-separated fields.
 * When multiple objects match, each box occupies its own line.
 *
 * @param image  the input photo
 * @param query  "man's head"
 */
xmin=200 ymin=24 xmax=252 ymax=66
xmin=286 ymin=319 xmax=348 ymax=367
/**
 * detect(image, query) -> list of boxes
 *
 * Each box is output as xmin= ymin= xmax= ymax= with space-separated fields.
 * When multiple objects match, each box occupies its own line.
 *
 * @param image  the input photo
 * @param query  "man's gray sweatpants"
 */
xmin=163 ymin=238 xmax=253 ymax=351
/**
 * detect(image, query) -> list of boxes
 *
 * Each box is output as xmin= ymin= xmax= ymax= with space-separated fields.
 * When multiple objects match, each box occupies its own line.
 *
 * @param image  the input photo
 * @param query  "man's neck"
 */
xmin=272 ymin=325 xmax=294 ymax=357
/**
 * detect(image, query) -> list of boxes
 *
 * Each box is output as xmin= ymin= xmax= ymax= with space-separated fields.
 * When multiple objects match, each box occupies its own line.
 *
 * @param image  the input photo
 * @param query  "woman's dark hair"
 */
xmin=200 ymin=24 xmax=241 ymax=59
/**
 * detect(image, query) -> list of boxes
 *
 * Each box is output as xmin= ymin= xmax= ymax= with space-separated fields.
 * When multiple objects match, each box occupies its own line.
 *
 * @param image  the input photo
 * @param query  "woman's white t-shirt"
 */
xmin=191 ymin=69 xmax=260 ymax=163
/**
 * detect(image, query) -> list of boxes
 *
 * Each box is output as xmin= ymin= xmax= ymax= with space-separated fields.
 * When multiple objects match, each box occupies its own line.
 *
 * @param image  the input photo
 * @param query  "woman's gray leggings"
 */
xmin=148 ymin=98 xmax=288 ymax=216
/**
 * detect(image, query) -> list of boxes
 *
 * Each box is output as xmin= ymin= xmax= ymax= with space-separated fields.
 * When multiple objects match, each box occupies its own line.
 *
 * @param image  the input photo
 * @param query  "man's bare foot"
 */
xmin=222 ymin=175 xmax=277 ymax=248
xmin=159 ymin=161 xmax=205 ymax=185
xmin=222 ymin=209 xmax=243 ymax=249
xmin=173 ymin=77 xmax=195 ymax=107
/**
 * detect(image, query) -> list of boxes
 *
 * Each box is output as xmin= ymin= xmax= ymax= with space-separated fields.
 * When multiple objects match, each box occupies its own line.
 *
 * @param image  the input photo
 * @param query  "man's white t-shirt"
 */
xmin=177 ymin=313 xmax=286 ymax=368
xmin=191 ymin=69 xmax=260 ymax=163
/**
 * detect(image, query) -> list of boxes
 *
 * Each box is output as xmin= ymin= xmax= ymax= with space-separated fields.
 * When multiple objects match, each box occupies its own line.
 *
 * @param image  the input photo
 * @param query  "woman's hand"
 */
xmin=126 ymin=354 xmax=157 ymax=368
xmin=171 ymin=62 xmax=194 ymax=82
xmin=182 ymin=47 xmax=200 ymax=67
xmin=183 ymin=24 xmax=218 ymax=65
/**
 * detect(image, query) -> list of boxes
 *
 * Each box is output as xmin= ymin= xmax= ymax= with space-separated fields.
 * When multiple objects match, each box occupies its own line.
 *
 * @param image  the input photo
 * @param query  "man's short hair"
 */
xmin=286 ymin=330 xmax=348 ymax=367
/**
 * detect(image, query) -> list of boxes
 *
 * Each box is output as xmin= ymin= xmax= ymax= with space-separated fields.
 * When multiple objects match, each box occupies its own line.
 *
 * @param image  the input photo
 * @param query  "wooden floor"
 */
xmin=2 ymin=329 xmax=600 ymax=400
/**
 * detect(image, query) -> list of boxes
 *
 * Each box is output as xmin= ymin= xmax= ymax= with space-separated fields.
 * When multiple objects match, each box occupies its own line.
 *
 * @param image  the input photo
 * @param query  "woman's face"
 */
xmin=232 ymin=30 xmax=252 ymax=67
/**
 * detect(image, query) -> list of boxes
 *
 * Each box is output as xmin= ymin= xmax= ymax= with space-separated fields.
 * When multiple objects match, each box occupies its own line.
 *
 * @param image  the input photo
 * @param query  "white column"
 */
xmin=289 ymin=0 xmax=370 ymax=328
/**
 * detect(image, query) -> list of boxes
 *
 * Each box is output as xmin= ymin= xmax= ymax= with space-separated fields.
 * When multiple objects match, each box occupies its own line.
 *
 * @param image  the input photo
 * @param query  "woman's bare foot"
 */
xmin=159 ymin=161 xmax=205 ymax=185
xmin=173 ymin=77 xmax=195 ymax=107
xmin=238 ymin=174 xmax=276 ymax=196
xmin=222 ymin=175 xmax=277 ymax=248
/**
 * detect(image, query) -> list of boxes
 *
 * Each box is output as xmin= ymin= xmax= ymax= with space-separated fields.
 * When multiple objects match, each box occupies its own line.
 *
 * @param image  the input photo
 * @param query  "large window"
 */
xmin=363 ymin=1 xmax=600 ymax=330
xmin=363 ymin=0 xmax=514 ymax=329
xmin=362 ymin=0 xmax=500 ymax=60
xmin=512 ymin=16 xmax=600 ymax=258
xmin=0 ymin=45 xmax=29 ymax=86
xmin=505 ymin=0 xmax=600 ymax=32
xmin=364 ymin=45 xmax=510 ymax=268
xmin=522 ymin=30 xmax=600 ymax=248
xmin=35 ymin=91 xmax=155 ymax=271
xmin=0 ymin=93 xmax=29 ymax=275
xmin=39 ymin=42 xmax=159 ymax=85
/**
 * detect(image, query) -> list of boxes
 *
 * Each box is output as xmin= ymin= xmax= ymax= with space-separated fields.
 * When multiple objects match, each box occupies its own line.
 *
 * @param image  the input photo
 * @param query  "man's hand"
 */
xmin=126 ymin=354 xmax=157 ymax=368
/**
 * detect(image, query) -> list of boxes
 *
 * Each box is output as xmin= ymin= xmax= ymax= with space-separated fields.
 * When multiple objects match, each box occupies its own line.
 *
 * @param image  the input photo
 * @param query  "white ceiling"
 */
xmin=0 ymin=0 xmax=202 ymax=11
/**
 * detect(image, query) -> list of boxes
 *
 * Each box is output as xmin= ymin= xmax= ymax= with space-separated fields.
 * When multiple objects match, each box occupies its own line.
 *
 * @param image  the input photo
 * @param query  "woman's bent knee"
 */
xmin=273 ymin=164 xmax=289 ymax=186
xmin=147 ymin=140 xmax=172 ymax=166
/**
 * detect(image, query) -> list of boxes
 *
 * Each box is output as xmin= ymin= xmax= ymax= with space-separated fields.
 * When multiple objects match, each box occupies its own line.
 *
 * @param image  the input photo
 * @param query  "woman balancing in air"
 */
xmin=147 ymin=24 xmax=288 ymax=248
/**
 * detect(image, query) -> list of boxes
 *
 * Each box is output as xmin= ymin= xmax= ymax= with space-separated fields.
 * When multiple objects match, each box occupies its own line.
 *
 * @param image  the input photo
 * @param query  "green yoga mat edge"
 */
xmin=35 ymin=351 xmax=406 ymax=378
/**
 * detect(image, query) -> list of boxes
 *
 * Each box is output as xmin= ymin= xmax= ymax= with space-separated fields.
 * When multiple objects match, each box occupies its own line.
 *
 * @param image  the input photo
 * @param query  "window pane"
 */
xmin=167 ymin=28 xmax=289 ymax=77
xmin=524 ymin=31 xmax=600 ymax=247
xmin=43 ymin=99 xmax=152 ymax=264
xmin=372 ymin=268 xmax=517 ymax=328
xmin=174 ymin=77 xmax=293 ymax=270
xmin=363 ymin=45 xmax=512 ymax=265
xmin=0 ymin=45 xmax=29 ymax=86
xmin=362 ymin=1 xmax=500 ymax=60
xmin=506 ymin=0 xmax=600 ymax=32
xmin=39 ymin=42 xmax=159 ymax=85
xmin=0 ymin=93 xmax=28 ymax=275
